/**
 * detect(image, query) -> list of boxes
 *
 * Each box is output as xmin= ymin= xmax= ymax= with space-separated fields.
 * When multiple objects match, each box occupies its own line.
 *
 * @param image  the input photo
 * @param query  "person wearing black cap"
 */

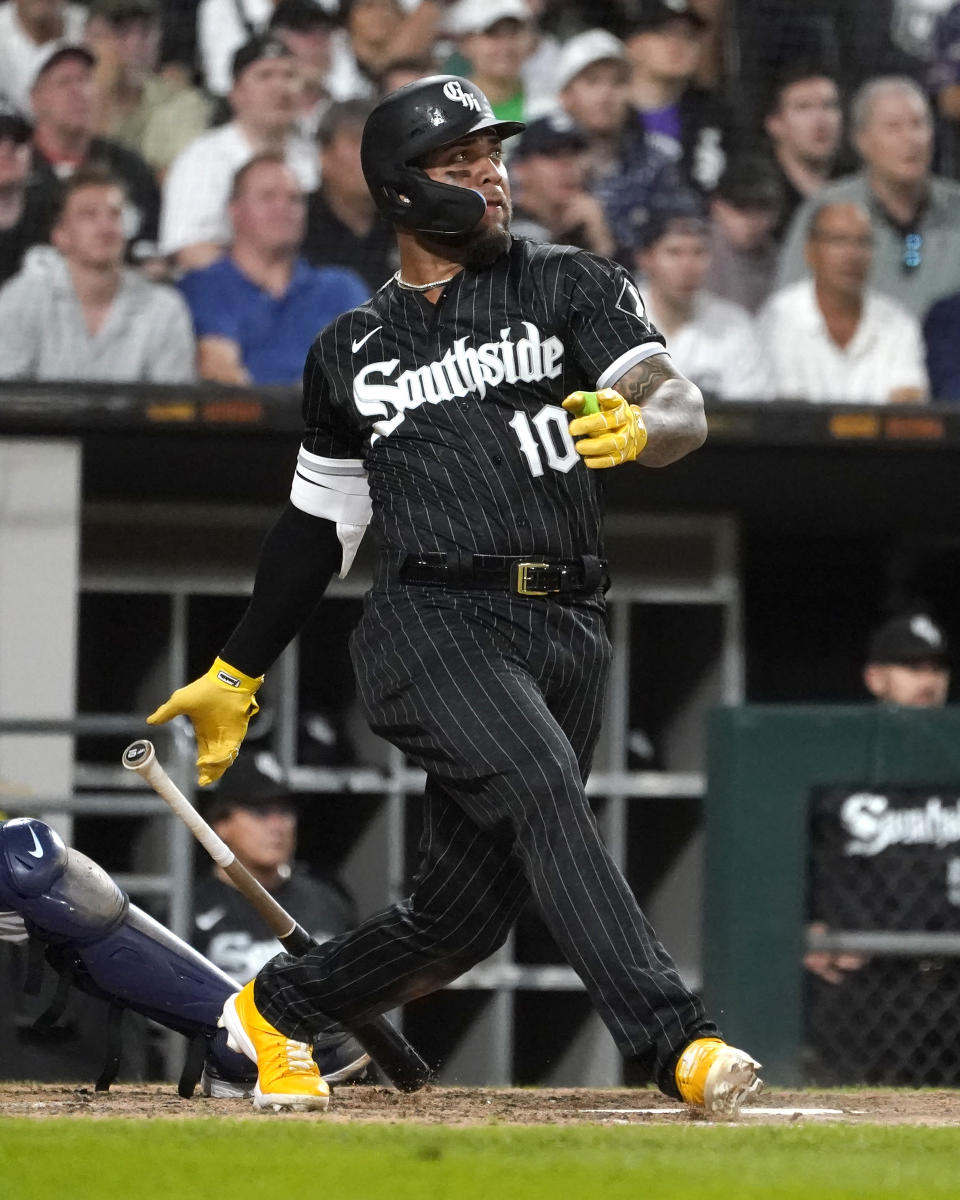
xmin=191 ymin=751 xmax=359 ymax=986
xmin=509 ymin=112 xmax=615 ymax=255
xmin=189 ymin=751 xmax=374 ymax=1085
xmin=704 ymin=155 xmax=784 ymax=314
xmin=863 ymin=612 xmax=951 ymax=707
xmin=622 ymin=0 xmax=734 ymax=194
xmin=27 ymin=43 xmax=161 ymax=262
xmin=159 ymin=33 xmax=318 ymax=270
xmin=0 ymin=101 xmax=48 ymax=284
xmin=84 ymin=0 xmax=212 ymax=175
xmin=803 ymin=608 xmax=955 ymax=1082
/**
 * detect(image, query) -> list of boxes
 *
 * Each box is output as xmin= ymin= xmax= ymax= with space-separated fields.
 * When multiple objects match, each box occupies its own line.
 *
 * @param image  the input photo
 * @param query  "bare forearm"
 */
xmin=614 ymin=355 xmax=707 ymax=467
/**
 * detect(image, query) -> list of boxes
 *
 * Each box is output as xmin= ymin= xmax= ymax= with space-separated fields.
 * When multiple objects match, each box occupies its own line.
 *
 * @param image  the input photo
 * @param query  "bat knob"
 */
xmin=122 ymin=739 xmax=155 ymax=771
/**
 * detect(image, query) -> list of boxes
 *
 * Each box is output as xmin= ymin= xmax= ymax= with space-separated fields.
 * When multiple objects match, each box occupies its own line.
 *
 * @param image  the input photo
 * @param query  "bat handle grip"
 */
xmin=278 ymin=923 xmax=314 ymax=956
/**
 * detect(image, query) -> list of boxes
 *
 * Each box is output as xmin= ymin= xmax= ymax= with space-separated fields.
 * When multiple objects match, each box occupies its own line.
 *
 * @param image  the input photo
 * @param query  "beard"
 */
xmin=461 ymin=202 xmax=512 ymax=269
xmin=412 ymin=197 xmax=512 ymax=268
xmin=462 ymin=222 xmax=511 ymax=269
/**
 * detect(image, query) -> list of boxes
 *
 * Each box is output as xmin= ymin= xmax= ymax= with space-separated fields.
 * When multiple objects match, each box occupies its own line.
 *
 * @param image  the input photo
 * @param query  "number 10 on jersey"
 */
xmin=509 ymin=406 xmax=579 ymax=477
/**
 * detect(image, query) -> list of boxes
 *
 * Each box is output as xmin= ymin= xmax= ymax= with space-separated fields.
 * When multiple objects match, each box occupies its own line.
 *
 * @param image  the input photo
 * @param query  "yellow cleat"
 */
xmin=220 ymin=981 xmax=330 ymax=1113
xmin=675 ymin=1037 xmax=763 ymax=1115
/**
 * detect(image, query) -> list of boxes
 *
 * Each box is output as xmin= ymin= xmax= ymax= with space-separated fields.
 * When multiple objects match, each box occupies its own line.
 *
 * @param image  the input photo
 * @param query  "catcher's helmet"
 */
xmin=360 ymin=75 xmax=525 ymax=238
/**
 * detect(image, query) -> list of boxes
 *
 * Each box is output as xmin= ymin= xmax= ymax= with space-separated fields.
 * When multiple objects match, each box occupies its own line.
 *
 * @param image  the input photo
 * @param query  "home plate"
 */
xmin=579 ymin=1107 xmax=865 ymax=1118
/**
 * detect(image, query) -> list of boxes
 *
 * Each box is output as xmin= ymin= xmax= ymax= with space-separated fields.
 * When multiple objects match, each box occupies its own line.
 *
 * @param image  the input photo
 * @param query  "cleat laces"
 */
xmin=273 ymin=1040 xmax=316 ymax=1076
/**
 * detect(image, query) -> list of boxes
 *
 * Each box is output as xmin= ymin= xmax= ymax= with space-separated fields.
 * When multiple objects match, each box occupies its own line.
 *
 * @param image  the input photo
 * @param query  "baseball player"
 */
xmin=148 ymin=75 xmax=762 ymax=1115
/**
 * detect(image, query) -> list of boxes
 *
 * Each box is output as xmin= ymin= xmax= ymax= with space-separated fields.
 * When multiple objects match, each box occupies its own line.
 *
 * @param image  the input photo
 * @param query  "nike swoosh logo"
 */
xmin=352 ymin=327 xmax=382 ymax=353
xmin=195 ymin=906 xmax=227 ymax=931
xmin=26 ymin=825 xmax=44 ymax=858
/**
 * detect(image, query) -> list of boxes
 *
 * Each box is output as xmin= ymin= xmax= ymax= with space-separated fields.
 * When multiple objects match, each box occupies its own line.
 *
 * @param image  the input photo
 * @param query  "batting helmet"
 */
xmin=360 ymin=75 xmax=525 ymax=238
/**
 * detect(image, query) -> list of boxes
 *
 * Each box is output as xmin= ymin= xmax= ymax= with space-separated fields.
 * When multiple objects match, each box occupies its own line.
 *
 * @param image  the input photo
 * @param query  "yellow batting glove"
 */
xmin=146 ymin=656 xmax=263 ymax=786
xmin=562 ymin=388 xmax=648 ymax=469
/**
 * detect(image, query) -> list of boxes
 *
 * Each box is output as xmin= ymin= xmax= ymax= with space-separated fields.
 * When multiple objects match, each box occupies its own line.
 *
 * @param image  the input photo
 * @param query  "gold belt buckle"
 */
xmin=515 ymin=561 xmax=550 ymax=596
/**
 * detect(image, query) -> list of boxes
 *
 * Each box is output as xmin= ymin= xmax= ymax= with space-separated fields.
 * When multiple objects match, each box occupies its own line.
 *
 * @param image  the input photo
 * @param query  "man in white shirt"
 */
xmin=635 ymin=202 xmax=774 ymax=402
xmin=0 ymin=162 xmax=195 ymax=381
xmin=159 ymin=33 xmax=318 ymax=270
xmin=759 ymin=201 xmax=928 ymax=404
xmin=0 ymin=0 xmax=86 ymax=111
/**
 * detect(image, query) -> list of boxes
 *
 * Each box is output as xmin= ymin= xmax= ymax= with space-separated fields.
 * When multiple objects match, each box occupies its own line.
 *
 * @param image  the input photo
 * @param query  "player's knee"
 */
xmin=0 ymin=817 xmax=126 ymax=940
xmin=0 ymin=818 xmax=68 ymax=899
xmin=501 ymin=747 xmax=586 ymax=820
xmin=405 ymin=881 xmax=519 ymax=961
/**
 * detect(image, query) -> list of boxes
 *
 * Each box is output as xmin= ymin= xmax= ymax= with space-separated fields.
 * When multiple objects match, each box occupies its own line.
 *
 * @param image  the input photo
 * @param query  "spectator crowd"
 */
xmin=3 ymin=0 xmax=960 ymax=400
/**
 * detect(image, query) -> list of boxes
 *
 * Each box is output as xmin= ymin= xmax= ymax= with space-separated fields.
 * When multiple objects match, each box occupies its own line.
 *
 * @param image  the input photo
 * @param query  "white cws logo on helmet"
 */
xmin=442 ymin=80 xmax=483 ymax=113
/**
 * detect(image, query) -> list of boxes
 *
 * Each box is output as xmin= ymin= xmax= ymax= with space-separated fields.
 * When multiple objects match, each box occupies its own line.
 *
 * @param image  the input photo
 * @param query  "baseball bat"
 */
xmin=121 ymin=738 xmax=432 ymax=1092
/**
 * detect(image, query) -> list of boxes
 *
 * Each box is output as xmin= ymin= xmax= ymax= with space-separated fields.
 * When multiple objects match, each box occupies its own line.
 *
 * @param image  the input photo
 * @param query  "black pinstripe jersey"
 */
xmin=301 ymin=237 xmax=666 ymax=559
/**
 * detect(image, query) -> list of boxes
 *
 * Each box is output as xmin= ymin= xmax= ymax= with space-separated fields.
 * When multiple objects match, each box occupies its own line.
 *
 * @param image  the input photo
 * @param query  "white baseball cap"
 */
xmin=556 ymin=29 xmax=629 ymax=92
xmin=446 ymin=0 xmax=531 ymax=37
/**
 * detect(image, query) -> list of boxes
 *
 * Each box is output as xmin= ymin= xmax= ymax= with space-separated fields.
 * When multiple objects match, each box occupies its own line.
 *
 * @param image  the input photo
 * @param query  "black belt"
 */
xmin=396 ymin=552 xmax=607 ymax=597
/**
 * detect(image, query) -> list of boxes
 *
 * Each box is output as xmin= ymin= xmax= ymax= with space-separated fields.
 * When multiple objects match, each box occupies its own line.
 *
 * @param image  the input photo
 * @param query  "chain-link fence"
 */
xmin=804 ymin=786 xmax=960 ymax=1086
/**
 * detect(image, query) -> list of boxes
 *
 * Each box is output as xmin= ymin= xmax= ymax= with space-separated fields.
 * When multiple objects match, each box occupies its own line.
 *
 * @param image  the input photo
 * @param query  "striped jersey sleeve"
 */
xmin=560 ymin=250 xmax=668 ymax=389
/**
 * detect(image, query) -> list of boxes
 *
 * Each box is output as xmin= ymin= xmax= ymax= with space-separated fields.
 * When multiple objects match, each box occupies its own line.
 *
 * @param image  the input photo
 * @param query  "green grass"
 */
xmin=1 ymin=1120 xmax=957 ymax=1200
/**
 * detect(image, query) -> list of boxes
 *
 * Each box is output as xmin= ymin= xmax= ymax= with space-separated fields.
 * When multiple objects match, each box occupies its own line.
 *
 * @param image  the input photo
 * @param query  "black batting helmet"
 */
xmin=360 ymin=75 xmax=525 ymax=238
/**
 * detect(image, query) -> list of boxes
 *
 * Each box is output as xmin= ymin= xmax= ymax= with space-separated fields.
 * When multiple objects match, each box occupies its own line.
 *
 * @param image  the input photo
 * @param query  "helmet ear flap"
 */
xmin=387 ymin=167 xmax=487 ymax=237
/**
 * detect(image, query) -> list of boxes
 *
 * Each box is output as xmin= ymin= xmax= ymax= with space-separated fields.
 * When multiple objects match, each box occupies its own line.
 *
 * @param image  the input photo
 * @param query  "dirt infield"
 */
xmin=1 ymin=1082 xmax=958 ymax=1125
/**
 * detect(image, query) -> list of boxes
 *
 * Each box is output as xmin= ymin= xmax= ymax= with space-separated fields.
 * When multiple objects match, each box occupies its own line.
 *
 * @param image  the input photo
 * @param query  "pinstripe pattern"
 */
xmin=255 ymin=237 xmax=714 ymax=1091
xmin=298 ymin=238 xmax=666 ymax=560
xmin=258 ymin=587 xmax=713 ymax=1086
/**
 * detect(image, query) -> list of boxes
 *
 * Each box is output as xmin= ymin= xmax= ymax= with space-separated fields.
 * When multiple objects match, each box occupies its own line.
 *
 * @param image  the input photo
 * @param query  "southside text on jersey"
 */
xmin=353 ymin=322 xmax=565 ymax=440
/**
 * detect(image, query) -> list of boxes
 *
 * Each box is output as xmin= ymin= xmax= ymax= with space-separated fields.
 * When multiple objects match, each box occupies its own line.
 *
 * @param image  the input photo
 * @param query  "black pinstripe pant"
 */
xmin=255 ymin=584 xmax=714 ymax=1092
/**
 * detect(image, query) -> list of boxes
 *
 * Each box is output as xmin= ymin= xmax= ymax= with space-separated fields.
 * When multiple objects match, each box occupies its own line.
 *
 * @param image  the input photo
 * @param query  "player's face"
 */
xmin=462 ymin=20 xmax=533 ymax=83
xmin=562 ymin=61 xmax=630 ymax=136
xmin=420 ymin=131 xmax=512 ymax=235
xmin=641 ymin=230 xmax=710 ymax=304
xmin=214 ymin=805 xmax=297 ymax=873
xmin=230 ymin=161 xmax=306 ymax=252
xmin=231 ymin=58 xmax=301 ymax=131
xmin=31 ymin=59 xmax=94 ymax=134
xmin=766 ymin=78 xmax=842 ymax=166
xmin=805 ymin=203 xmax=873 ymax=297
xmin=856 ymin=88 xmax=933 ymax=186
xmin=53 ymin=183 xmax=127 ymax=269
xmin=864 ymin=662 xmax=950 ymax=707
